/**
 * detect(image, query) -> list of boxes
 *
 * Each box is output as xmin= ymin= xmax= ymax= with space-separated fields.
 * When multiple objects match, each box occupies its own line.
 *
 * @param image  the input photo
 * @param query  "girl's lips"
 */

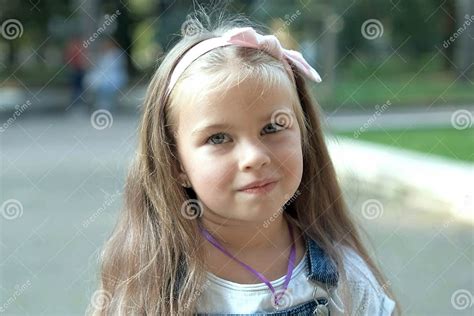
xmin=238 ymin=178 xmax=279 ymax=191
xmin=238 ymin=181 xmax=278 ymax=194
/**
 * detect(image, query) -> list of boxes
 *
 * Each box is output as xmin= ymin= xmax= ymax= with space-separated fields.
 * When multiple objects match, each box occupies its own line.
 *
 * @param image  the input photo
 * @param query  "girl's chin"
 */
xmin=233 ymin=207 xmax=284 ymax=223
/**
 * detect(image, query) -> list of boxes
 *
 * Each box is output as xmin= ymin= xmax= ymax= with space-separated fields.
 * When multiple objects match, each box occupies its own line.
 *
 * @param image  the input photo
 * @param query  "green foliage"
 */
xmin=336 ymin=127 xmax=474 ymax=162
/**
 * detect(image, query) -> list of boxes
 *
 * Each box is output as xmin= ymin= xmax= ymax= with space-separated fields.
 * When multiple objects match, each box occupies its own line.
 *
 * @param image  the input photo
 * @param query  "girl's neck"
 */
xmin=199 ymin=213 xmax=293 ymax=253
xmin=199 ymin=213 xmax=307 ymax=284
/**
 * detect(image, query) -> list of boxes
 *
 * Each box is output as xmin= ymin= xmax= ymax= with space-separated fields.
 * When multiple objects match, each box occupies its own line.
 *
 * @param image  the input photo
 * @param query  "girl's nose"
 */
xmin=238 ymin=139 xmax=272 ymax=171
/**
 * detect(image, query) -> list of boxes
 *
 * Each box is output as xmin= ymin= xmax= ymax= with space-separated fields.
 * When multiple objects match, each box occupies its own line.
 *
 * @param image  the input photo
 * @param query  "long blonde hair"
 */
xmin=88 ymin=9 xmax=400 ymax=316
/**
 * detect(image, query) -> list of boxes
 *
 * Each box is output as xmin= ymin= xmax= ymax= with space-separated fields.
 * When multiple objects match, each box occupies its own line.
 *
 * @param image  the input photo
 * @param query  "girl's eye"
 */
xmin=263 ymin=122 xmax=286 ymax=133
xmin=206 ymin=133 xmax=229 ymax=145
xmin=205 ymin=123 xmax=286 ymax=145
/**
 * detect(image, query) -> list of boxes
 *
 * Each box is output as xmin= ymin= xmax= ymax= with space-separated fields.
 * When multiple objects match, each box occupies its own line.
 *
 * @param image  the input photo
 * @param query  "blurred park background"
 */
xmin=0 ymin=0 xmax=473 ymax=315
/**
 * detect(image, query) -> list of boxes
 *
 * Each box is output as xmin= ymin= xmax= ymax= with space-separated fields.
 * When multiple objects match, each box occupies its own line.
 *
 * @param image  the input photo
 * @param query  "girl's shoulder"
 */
xmin=336 ymin=245 xmax=396 ymax=315
xmin=338 ymin=245 xmax=384 ymax=287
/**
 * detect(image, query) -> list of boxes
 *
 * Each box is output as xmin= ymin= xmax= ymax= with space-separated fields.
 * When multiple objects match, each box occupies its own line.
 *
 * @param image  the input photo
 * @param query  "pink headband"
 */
xmin=166 ymin=27 xmax=322 ymax=98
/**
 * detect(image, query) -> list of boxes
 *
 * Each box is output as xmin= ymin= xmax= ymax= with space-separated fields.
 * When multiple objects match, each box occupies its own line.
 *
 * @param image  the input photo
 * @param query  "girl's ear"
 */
xmin=180 ymin=176 xmax=192 ymax=188
xmin=177 ymin=159 xmax=186 ymax=175
xmin=177 ymin=161 xmax=192 ymax=188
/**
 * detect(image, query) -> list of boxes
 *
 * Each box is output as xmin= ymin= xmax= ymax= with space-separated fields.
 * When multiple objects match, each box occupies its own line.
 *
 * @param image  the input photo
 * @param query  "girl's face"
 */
xmin=174 ymin=76 xmax=303 ymax=224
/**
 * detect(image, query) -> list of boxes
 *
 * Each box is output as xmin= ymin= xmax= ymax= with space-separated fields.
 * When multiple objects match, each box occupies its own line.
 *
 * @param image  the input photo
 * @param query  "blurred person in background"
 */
xmin=85 ymin=38 xmax=128 ymax=113
xmin=64 ymin=34 xmax=88 ymax=109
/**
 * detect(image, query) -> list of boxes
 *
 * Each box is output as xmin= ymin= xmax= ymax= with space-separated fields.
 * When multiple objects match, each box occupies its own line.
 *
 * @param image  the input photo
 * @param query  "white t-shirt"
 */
xmin=196 ymin=245 xmax=395 ymax=315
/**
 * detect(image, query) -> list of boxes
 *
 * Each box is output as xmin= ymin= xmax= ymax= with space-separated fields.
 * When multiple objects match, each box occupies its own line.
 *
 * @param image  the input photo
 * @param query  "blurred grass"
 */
xmin=315 ymin=75 xmax=474 ymax=110
xmin=316 ymin=53 xmax=474 ymax=109
xmin=1 ymin=66 xmax=71 ymax=87
xmin=335 ymin=128 xmax=474 ymax=162
xmin=318 ymin=75 xmax=474 ymax=109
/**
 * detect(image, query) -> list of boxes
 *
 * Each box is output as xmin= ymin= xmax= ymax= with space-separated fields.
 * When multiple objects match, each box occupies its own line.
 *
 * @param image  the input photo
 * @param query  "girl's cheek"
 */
xmin=269 ymin=132 xmax=302 ymax=154
xmin=194 ymin=156 xmax=232 ymax=185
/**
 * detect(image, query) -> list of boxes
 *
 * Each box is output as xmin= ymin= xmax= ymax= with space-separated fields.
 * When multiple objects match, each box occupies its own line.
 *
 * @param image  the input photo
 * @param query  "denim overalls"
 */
xmin=195 ymin=233 xmax=340 ymax=316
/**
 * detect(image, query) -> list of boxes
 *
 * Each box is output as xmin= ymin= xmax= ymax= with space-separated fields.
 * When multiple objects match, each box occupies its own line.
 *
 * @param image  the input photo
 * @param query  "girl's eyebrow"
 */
xmin=191 ymin=123 xmax=231 ymax=136
xmin=191 ymin=109 xmax=292 ymax=136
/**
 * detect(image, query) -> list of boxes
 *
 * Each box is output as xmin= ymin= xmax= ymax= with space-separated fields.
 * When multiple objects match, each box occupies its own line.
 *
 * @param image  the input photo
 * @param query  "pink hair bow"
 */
xmin=224 ymin=27 xmax=322 ymax=83
xmin=166 ymin=27 xmax=322 ymax=98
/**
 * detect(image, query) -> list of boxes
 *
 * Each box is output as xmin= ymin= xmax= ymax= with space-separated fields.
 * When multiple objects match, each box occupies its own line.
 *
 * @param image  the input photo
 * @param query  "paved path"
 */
xmin=325 ymin=105 xmax=474 ymax=131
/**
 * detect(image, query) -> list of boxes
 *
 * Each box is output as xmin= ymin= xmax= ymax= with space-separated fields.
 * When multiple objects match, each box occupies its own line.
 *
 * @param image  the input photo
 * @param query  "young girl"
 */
xmin=88 ymin=13 xmax=400 ymax=316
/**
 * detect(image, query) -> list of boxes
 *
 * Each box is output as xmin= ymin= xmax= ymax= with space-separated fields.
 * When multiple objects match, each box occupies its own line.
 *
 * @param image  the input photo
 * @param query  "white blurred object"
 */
xmin=327 ymin=136 xmax=474 ymax=224
xmin=0 ymin=86 xmax=25 ymax=110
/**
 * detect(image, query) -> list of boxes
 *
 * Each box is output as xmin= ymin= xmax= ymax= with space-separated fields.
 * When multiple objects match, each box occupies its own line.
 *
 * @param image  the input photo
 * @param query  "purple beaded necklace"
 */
xmin=199 ymin=220 xmax=296 ymax=307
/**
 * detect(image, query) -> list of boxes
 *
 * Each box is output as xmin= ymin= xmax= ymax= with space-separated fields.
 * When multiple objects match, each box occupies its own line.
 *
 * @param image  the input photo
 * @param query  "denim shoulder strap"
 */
xmin=303 ymin=234 xmax=339 ymax=287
